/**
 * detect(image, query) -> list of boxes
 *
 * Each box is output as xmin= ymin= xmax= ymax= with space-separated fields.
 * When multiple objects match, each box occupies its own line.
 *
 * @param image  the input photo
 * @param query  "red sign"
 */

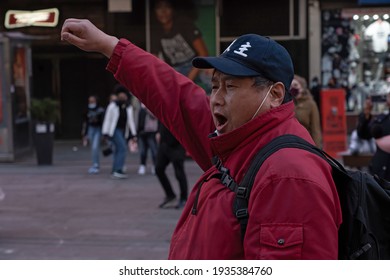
xmin=5 ymin=8 xmax=59 ymax=29
xmin=321 ymin=89 xmax=347 ymax=158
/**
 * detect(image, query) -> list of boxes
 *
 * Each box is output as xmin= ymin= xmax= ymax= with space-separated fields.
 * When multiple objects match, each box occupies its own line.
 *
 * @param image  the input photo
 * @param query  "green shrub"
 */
xmin=30 ymin=98 xmax=60 ymax=123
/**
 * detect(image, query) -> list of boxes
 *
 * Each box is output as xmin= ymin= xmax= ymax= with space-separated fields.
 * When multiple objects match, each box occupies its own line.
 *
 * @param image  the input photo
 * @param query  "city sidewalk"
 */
xmin=0 ymin=141 xmax=203 ymax=260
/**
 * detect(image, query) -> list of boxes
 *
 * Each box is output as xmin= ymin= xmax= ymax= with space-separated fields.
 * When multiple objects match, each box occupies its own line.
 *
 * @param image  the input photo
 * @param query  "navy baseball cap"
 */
xmin=192 ymin=34 xmax=294 ymax=102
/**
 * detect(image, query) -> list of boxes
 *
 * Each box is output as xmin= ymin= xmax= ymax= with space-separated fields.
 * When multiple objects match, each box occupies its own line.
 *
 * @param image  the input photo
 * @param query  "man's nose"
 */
xmin=210 ymin=88 xmax=225 ymax=106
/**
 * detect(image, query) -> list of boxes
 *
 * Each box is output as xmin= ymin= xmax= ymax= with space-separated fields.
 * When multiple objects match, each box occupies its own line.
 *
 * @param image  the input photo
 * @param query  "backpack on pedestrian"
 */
xmin=214 ymin=134 xmax=390 ymax=259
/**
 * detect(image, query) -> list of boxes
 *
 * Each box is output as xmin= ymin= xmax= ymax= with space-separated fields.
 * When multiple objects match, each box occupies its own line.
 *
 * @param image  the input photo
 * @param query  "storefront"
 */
xmin=0 ymin=33 xmax=33 ymax=161
xmin=321 ymin=1 xmax=390 ymax=114
xmin=317 ymin=0 xmax=390 ymax=157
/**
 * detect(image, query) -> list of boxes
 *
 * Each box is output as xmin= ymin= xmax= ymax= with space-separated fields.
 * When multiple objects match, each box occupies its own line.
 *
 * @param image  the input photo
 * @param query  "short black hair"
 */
xmin=252 ymin=76 xmax=292 ymax=104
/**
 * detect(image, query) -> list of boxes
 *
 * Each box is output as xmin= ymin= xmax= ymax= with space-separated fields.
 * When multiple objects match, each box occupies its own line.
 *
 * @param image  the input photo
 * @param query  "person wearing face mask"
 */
xmin=82 ymin=95 xmax=105 ymax=174
xmin=290 ymin=75 xmax=322 ymax=148
xmin=102 ymin=85 xmax=137 ymax=179
xmin=61 ymin=20 xmax=341 ymax=259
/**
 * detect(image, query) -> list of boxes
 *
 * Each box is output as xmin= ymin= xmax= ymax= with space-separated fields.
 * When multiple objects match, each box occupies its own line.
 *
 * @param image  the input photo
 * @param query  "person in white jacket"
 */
xmin=102 ymin=87 xmax=137 ymax=178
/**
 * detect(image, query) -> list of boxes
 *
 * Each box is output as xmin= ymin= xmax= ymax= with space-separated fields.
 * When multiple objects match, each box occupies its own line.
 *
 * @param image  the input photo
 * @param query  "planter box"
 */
xmin=33 ymin=122 xmax=55 ymax=165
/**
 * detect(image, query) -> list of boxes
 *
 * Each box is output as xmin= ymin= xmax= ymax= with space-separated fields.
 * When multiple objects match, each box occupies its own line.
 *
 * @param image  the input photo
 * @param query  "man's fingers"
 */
xmin=61 ymin=32 xmax=87 ymax=50
xmin=61 ymin=19 xmax=90 ymax=40
xmin=61 ymin=19 xmax=87 ymax=48
xmin=61 ymin=32 xmax=76 ymax=43
xmin=61 ymin=19 xmax=80 ymax=35
xmin=61 ymin=32 xmax=69 ymax=41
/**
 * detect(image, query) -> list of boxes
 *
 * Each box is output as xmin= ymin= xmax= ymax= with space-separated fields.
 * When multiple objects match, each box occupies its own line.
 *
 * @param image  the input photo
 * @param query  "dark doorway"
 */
xmin=59 ymin=56 xmax=116 ymax=139
xmin=32 ymin=58 xmax=54 ymax=99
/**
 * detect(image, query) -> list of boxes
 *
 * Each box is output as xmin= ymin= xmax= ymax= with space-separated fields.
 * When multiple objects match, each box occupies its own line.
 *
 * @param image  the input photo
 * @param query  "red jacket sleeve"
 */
xmin=107 ymin=39 xmax=215 ymax=171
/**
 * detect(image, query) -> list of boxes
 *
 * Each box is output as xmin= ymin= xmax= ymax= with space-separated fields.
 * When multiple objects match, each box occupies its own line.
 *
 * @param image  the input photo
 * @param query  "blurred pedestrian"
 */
xmin=81 ymin=95 xmax=105 ymax=174
xmin=101 ymin=92 xmax=118 ymax=158
xmin=348 ymin=129 xmax=376 ymax=155
xmin=137 ymin=103 xmax=158 ymax=175
xmin=290 ymin=74 xmax=322 ymax=147
xmin=102 ymin=86 xmax=137 ymax=179
xmin=357 ymin=94 xmax=390 ymax=180
xmin=156 ymin=122 xmax=188 ymax=209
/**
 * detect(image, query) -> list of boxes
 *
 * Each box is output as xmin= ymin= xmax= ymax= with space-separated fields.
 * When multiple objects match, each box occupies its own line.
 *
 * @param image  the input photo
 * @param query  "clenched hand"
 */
xmin=61 ymin=18 xmax=119 ymax=58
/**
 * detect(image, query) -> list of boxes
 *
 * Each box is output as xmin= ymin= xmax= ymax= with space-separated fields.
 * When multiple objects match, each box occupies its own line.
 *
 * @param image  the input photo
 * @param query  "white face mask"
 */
xmin=251 ymin=85 xmax=273 ymax=120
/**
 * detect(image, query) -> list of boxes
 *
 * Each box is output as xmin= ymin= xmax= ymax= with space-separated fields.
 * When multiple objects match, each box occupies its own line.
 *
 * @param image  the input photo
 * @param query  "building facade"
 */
xmin=1 ymin=0 xmax=390 ymax=160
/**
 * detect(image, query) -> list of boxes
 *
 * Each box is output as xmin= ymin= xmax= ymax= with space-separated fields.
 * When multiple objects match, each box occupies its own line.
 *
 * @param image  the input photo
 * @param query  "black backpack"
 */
xmin=214 ymin=134 xmax=390 ymax=259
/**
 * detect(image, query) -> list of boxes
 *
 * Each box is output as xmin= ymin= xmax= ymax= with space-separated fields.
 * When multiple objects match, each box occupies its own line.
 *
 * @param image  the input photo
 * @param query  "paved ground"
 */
xmin=0 ymin=141 xmax=203 ymax=260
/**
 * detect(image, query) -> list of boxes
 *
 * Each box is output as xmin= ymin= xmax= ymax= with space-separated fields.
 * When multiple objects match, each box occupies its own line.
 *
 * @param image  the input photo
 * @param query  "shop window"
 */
xmin=321 ymin=8 xmax=390 ymax=113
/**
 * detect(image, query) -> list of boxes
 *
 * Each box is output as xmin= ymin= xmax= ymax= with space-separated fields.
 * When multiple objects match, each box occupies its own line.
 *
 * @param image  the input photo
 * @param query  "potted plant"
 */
xmin=30 ymin=98 xmax=60 ymax=165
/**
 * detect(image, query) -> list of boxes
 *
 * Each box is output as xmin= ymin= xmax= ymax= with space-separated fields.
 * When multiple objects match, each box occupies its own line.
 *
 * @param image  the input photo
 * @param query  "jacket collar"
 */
xmin=209 ymin=101 xmax=295 ymax=161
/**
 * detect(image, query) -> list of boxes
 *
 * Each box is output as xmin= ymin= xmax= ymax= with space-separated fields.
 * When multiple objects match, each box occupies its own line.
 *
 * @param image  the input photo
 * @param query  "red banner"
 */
xmin=321 ymin=89 xmax=347 ymax=158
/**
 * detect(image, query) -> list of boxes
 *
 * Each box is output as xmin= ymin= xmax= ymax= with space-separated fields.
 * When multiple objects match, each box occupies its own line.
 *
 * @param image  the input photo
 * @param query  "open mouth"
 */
xmin=214 ymin=113 xmax=228 ymax=133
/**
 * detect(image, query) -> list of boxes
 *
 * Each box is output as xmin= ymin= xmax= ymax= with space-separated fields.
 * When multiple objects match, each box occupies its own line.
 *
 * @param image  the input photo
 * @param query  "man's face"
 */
xmin=210 ymin=71 xmax=271 ymax=134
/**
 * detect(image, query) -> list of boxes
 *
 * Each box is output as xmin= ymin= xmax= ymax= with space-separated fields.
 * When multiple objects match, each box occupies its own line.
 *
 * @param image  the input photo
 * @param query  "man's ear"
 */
xmin=270 ymin=82 xmax=285 ymax=108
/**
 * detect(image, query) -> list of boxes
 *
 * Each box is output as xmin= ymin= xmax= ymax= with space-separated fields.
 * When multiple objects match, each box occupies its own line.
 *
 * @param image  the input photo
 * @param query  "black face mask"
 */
xmin=116 ymin=100 xmax=126 ymax=107
xmin=290 ymin=87 xmax=300 ymax=98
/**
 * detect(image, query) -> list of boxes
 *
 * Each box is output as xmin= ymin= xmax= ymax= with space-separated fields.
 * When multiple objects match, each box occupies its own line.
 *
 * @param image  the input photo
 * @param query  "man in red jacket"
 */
xmin=61 ymin=19 xmax=342 ymax=259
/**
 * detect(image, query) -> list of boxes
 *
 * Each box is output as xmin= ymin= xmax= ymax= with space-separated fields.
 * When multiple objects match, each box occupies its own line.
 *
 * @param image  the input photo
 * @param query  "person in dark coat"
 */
xmin=357 ymin=94 xmax=390 ymax=181
xmin=155 ymin=122 xmax=188 ymax=209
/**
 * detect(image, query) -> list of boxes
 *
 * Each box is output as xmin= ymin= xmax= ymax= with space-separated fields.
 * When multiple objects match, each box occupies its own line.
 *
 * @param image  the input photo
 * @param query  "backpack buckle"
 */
xmin=235 ymin=208 xmax=249 ymax=219
xmin=236 ymin=186 xmax=247 ymax=198
xmin=221 ymin=173 xmax=238 ymax=191
xmin=221 ymin=173 xmax=233 ymax=187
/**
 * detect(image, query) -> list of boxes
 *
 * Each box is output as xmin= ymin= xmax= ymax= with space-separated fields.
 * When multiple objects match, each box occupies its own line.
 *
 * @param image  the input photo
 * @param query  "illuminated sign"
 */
xmin=5 ymin=8 xmax=59 ymax=29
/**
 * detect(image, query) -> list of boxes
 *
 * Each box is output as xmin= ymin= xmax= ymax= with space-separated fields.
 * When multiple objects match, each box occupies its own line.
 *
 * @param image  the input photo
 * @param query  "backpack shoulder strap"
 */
xmin=234 ymin=134 xmax=347 ymax=241
xmin=240 ymin=135 xmax=323 ymax=188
